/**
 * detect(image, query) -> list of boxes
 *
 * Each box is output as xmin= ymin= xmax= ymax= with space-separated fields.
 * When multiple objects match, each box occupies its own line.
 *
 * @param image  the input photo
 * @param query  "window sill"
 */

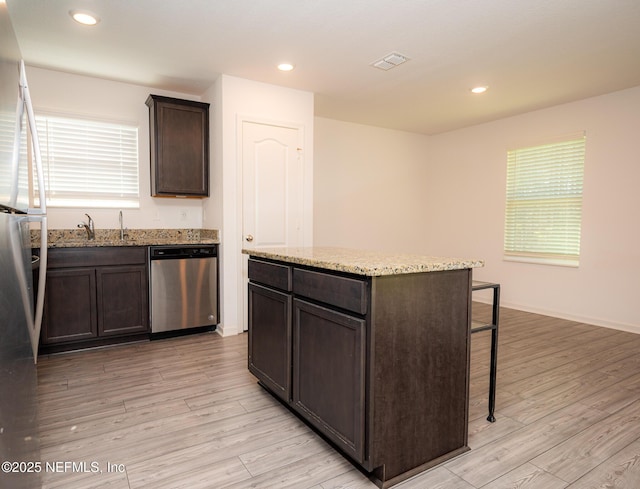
xmin=503 ymin=254 xmax=579 ymax=268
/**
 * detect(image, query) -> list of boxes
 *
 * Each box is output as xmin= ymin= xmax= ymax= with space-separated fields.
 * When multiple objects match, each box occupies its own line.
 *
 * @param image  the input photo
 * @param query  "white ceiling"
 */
xmin=7 ymin=0 xmax=640 ymax=135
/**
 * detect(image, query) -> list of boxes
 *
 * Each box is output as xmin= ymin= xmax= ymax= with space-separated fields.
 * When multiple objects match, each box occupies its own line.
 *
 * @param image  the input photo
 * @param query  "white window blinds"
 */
xmin=504 ymin=134 xmax=586 ymax=267
xmin=34 ymin=114 xmax=139 ymax=208
xmin=0 ymin=110 xmax=28 ymax=208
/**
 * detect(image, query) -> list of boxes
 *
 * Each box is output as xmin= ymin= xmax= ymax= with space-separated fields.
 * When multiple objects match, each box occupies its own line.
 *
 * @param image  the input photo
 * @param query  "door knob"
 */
xmin=245 ymin=235 xmax=254 ymax=242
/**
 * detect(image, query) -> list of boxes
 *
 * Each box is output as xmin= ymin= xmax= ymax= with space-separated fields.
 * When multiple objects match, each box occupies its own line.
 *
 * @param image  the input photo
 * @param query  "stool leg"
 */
xmin=487 ymin=285 xmax=499 ymax=422
xmin=487 ymin=326 xmax=497 ymax=422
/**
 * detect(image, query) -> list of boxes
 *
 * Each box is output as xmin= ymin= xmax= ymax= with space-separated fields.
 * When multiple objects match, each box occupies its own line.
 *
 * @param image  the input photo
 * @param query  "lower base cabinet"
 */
xmin=248 ymin=282 xmax=291 ymax=401
xmin=292 ymin=298 xmax=366 ymax=463
xmin=248 ymin=257 xmax=472 ymax=488
xmin=97 ymin=265 xmax=148 ymax=336
xmin=41 ymin=247 xmax=149 ymax=352
xmin=43 ymin=267 xmax=97 ymax=343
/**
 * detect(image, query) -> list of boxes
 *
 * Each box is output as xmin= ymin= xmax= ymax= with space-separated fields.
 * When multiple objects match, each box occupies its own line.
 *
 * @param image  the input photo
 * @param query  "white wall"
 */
xmin=203 ymin=75 xmax=314 ymax=336
xmin=314 ymin=118 xmax=431 ymax=252
xmin=314 ymin=86 xmax=640 ymax=333
xmin=27 ymin=66 xmax=206 ymax=230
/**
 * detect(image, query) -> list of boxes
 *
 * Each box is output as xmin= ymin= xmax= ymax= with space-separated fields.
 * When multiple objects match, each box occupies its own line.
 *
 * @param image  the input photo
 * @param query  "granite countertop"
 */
xmin=242 ymin=246 xmax=484 ymax=276
xmin=32 ymin=228 xmax=219 ymax=248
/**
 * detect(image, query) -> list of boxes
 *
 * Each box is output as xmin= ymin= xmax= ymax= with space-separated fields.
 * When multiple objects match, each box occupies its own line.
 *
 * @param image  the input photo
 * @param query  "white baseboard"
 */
xmin=215 ymin=322 xmax=241 ymax=337
xmin=473 ymin=298 xmax=640 ymax=335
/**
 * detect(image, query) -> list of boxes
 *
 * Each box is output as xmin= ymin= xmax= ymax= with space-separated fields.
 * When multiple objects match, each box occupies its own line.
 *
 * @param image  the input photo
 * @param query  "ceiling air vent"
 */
xmin=371 ymin=52 xmax=410 ymax=71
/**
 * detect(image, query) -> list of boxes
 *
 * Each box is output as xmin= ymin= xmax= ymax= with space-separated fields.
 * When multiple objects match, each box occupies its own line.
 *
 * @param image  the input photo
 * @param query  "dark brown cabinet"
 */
xmin=292 ymin=298 xmax=366 ymax=463
xmin=97 ymin=265 xmax=148 ymax=337
xmin=41 ymin=247 xmax=149 ymax=353
xmin=43 ymin=267 xmax=97 ymax=343
xmin=247 ymin=255 xmax=472 ymax=488
xmin=247 ymin=259 xmax=292 ymax=402
xmin=146 ymin=95 xmax=210 ymax=197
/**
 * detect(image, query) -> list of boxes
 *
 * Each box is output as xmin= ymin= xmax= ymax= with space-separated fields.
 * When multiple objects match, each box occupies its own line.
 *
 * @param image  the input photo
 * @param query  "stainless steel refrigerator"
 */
xmin=1 ymin=3 xmax=47 ymax=487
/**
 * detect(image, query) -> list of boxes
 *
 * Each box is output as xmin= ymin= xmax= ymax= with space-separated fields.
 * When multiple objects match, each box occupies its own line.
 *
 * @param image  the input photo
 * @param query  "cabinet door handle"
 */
xmin=245 ymin=235 xmax=254 ymax=242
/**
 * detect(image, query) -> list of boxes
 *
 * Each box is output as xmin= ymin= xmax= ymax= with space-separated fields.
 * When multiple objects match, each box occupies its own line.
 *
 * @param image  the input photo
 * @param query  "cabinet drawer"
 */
xmin=293 ymin=268 xmax=368 ymax=315
xmin=248 ymin=259 xmax=292 ymax=292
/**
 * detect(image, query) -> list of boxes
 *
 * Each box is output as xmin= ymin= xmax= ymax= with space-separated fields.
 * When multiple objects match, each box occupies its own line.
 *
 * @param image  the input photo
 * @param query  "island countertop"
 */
xmin=242 ymin=246 xmax=484 ymax=276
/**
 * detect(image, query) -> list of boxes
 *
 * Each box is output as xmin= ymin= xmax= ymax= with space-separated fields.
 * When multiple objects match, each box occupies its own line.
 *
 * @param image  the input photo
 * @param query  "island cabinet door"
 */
xmin=248 ymin=282 xmax=292 ymax=402
xmin=292 ymin=298 xmax=366 ymax=464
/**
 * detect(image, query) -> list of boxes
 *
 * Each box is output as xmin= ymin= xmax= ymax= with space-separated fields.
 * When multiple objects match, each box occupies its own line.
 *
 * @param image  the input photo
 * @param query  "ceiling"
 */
xmin=7 ymin=0 xmax=640 ymax=135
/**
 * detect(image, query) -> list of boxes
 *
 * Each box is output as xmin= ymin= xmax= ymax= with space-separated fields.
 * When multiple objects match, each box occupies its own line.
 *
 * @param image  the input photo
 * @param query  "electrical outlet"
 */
xmin=180 ymin=210 xmax=188 ymax=221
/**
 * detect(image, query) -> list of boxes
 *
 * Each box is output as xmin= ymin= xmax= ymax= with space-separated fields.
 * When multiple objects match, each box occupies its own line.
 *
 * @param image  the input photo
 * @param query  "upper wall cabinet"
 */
xmin=146 ymin=95 xmax=210 ymax=197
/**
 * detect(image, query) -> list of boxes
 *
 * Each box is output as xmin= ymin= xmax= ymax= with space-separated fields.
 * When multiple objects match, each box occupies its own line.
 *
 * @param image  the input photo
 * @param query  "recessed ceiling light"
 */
xmin=70 ymin=10 xmax=100 ymax=26
xmin=277 ymin=63 xmax=295 ymax=72
xmin=470 ymin=86 xmax=488 ymax=94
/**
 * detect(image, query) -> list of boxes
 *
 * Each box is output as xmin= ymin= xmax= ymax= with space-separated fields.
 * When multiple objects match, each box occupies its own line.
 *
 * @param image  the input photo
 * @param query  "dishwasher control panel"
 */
xmin=150 ymin=245 xmax=217 ymax=260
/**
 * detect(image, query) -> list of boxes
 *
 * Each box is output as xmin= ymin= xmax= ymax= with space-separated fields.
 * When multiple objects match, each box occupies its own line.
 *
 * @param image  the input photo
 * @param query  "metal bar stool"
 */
xmin=471 ymin=280 xmax=500 ymax=422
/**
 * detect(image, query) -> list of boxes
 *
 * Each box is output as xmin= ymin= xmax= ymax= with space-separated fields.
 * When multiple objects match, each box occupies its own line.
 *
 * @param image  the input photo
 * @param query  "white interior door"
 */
xmin=241 ymin=120 xmax=304 ymax=330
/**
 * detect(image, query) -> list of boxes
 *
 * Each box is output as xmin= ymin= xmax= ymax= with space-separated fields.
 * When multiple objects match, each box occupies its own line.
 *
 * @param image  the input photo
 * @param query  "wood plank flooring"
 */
xmin=34 ymin=305 xmax=640 ymax=488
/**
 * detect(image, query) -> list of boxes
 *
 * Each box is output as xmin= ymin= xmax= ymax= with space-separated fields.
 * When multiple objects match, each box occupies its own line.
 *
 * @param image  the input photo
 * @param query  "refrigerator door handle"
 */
xmin=30 ymin=215 xmax=47 ymax=363
xmin=19 ymin=60 xmax=47 ymax=362
xmin=20 ymin=60 xmax=46 ymax=215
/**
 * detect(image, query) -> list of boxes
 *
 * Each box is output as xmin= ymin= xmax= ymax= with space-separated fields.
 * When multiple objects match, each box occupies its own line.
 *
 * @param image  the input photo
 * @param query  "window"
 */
xmin=504 ymin=133 xmax=586 ymax=267
xmin=33 ymin=113 xmax=139 ymax=208
xmin=0 ymin=109 xmax=28 ymax=209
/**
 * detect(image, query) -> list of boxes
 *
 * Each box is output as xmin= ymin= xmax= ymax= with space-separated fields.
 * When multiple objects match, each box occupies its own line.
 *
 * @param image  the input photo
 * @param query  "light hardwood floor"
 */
xmin=35 ymin=305 xmax=640 ymax=489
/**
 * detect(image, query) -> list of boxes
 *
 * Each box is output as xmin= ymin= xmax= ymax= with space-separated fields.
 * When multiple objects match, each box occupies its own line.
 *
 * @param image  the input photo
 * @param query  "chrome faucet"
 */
xmin=77 ymin=213 xmax=95 ymax=240
xmin=119 ymin=210 xmax=124 ymax=240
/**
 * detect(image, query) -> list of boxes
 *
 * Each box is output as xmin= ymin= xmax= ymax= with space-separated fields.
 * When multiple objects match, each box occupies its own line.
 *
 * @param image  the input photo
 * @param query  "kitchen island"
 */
xmin=243 ymin=247 xmax=484 ymax=488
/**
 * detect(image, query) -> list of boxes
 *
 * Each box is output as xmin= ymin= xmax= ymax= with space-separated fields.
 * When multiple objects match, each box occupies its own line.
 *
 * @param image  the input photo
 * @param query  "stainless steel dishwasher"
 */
xmin=149 ymin=244 xmax=218 ymax=334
